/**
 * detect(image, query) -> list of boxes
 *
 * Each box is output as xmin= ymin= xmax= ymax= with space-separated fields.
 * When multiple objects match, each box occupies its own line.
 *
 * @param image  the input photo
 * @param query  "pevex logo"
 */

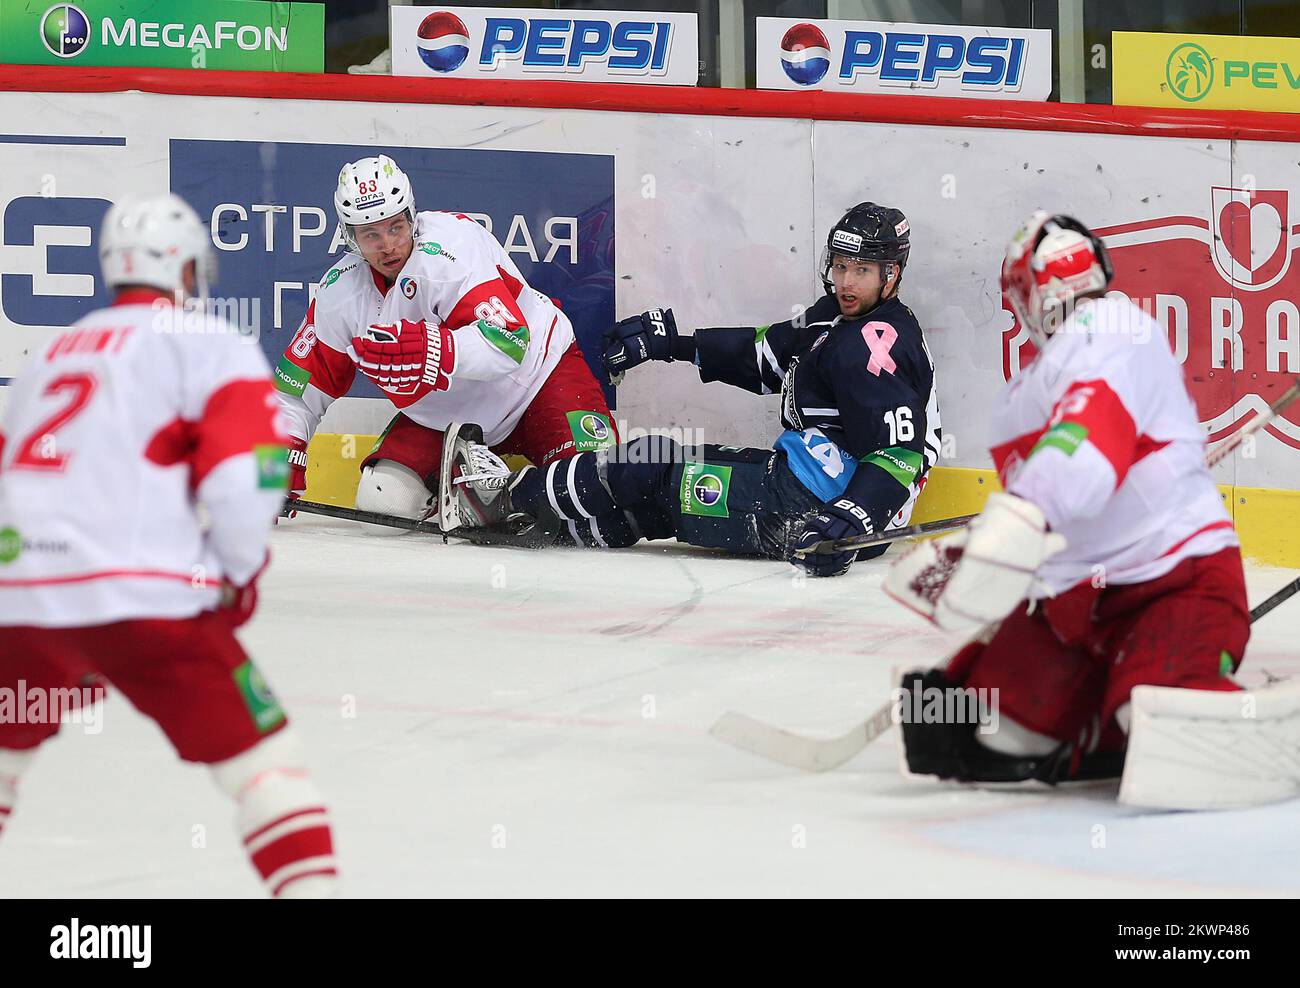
xmin=1002 ymin=186 xmax=1300 ymax=450
xmin=1166 ymin=42 xmax=1213 ymax=102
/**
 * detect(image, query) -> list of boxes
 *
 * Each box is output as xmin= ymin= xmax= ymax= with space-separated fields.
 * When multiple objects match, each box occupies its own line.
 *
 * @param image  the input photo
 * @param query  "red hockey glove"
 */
xmin=350 ymin=318 xmax=456 ymax=402
xmin=287 ymin=437 xmax=308 ymax=499
xmin=218 ymin=557 xmax=268 ymax=628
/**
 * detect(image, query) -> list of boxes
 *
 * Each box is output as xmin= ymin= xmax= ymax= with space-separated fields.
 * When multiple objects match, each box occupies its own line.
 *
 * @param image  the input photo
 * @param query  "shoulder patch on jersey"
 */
xmin=274 ymin=356 xmax=311 ymax=397
xmin=477 ymin=319 xmax=529 ymax=364
xmin=861 ymin=446 xmax=924 ymax=488
xmin=1030 ymin=421 xmax=1088 ymax=459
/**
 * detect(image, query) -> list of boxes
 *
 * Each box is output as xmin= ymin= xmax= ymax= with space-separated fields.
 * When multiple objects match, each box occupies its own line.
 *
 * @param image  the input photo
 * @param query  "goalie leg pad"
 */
xmin=1119 ymin=682 xmax=1300 ymax=810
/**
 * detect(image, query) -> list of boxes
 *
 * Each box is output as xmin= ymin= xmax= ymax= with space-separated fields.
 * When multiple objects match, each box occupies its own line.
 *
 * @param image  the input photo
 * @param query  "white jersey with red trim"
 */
xmin=990 ymin=296 xmax=1237 ymax=597
xmin=0 ymin=297 xmax=289 ymax=628
xmin=274 ymin=210 xmax=574 ymax=446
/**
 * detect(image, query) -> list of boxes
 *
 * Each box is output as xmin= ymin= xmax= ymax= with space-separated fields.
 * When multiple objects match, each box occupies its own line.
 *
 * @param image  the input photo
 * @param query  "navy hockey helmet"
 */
xmin=821 ymin=202 xmax=911 ymax=295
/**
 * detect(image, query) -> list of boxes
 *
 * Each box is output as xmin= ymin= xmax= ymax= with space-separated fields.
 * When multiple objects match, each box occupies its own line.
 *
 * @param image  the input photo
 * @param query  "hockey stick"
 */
xmin=706 ymin=623 xmax=991 ymax=774
xmin=284 ymin=498 xmax=444 ymax=534
xmin=796 ymin=376 xmax=1300 ymax=559
xmin=790 ymin=511 xmax=978 ymax=558
xmin=711 ymin=575 xmax=1299 ymax=773
xmin=1204 ymin=375 xmax=1300 ymax=468
xmin=281 ymin=498 xmax=549 ymax=548
xmin=716 ymin=380 xmax=1300 ymax=772
xmin=1249 ymin=574 xmax=1300 ymax=624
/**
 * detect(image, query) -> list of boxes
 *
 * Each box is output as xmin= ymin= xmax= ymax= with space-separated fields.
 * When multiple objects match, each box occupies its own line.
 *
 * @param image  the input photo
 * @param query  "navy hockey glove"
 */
xmin=792 ymin=498 xmax=873 ymax=578
xmin=602 ymin=307 xmax=678 ymax=379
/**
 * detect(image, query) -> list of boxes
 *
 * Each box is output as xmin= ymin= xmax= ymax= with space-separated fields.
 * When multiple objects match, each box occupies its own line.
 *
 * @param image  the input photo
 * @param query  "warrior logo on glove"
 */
xmin=351 ymin=318 xmax=457 ymax=404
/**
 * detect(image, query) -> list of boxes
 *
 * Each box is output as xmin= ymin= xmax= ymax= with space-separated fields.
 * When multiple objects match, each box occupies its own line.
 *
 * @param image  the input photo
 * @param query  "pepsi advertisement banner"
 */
xmin=391 ymin=6 xmax=698 ymax=85
xmin=168 ymin=139 xmax=615 ymax=400
xmin=757 ymin=17 xmax=1050 ymax=100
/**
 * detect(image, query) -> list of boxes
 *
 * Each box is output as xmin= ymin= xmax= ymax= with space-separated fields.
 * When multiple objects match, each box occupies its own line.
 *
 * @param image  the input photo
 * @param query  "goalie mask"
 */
xmin=335 ymin=154 xmax=417 ymax=251
xmin=1001 ymin=212 xmax=1114 ymax=348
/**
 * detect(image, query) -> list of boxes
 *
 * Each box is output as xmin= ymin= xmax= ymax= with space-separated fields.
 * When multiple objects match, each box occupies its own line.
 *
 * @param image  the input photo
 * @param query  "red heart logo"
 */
xmin=1219 ymin=199 xmax=1282 ymax=273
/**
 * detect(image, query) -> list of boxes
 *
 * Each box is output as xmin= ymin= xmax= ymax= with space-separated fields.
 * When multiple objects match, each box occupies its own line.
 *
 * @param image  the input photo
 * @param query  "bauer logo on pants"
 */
xmin=680 ymin=461 xmax=732 ymax=518
xmin=1001 ymin=185 xmax=1300 ymax=450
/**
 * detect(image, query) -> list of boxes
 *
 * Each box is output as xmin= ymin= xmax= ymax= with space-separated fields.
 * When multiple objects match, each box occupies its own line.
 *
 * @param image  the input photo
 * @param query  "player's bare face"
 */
xmin=830 ymin=256 xmax=890 ymax=317
xmin=355 ymin=215 xmax=414 ymax=280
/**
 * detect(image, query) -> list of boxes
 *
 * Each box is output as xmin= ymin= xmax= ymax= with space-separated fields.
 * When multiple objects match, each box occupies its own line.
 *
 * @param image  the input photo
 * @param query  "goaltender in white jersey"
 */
xmin=987 ymin=295 xmax=1238 ymax=596
xmin=887 ymin=212 xmax=1298 ymax=812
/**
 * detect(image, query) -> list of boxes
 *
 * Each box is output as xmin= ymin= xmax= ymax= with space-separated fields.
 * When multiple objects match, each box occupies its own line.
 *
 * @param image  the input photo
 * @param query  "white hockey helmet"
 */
xmin=1001 ymin=211 xmax=1113 ymax=347
xmin=99 ymin=193 xmax=215 ymax=298
xmin=334 ymin=155 xmax=416 ymax=250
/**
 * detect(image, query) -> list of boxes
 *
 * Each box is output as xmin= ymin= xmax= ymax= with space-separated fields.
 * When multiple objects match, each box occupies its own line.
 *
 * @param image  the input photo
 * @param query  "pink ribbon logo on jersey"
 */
xmin=862 ymin=322 xmax=898 ymax=376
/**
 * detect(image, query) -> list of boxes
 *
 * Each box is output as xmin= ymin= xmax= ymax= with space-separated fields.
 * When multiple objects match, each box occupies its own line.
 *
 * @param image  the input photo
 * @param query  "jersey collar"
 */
xmin=112 ymin=288 xmax=173 ymax=307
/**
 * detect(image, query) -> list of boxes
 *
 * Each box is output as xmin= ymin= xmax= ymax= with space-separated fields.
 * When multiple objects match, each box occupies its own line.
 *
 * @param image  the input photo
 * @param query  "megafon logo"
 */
xmin=780 ymin=23 xmax=831 ymax=86
xmin=41 ymin=4 xmax=90 ymax=59
xmin=416 ymin=11 xmax=470 ymax=73
xmin=693 ymin=474 xmax=723 ymax=506
xmin=1002 ymin=187 xmax=1300 ymax=449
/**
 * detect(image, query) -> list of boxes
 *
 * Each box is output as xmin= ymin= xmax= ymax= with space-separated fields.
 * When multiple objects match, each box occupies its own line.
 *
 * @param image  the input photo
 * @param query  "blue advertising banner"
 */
xmin=169 ymin=139 xmax=615 ymax=401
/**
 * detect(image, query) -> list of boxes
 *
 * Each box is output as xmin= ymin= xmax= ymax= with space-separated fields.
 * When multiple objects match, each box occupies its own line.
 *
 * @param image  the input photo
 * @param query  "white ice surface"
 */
xmin=3 ymin=517 xmax=1298 ymax=898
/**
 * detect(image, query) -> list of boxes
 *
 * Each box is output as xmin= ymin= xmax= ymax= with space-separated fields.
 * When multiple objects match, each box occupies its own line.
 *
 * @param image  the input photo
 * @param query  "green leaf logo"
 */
xmin=1166 ymin=42 xmax=1214 ymax=102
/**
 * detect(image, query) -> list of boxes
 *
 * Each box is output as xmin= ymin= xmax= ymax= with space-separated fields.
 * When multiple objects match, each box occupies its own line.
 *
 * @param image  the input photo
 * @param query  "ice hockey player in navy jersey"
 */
xmin=439 ymin=203 xmax=942 ymax=578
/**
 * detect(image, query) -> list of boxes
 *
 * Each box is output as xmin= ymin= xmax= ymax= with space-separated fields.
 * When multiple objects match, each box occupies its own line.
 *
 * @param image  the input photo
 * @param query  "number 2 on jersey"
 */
xmin=11 ymin=373 xmax=98 ymax=472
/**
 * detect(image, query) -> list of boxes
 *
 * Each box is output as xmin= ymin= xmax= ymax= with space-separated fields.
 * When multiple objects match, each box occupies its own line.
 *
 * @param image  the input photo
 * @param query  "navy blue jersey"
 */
xmin=692 ymin=294 xmax=941 ymax=531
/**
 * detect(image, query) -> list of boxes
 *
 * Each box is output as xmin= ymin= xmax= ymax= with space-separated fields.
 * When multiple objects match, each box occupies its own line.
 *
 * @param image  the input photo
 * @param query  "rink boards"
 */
xmin=0 ymin=68 xmax=1298 ymax=562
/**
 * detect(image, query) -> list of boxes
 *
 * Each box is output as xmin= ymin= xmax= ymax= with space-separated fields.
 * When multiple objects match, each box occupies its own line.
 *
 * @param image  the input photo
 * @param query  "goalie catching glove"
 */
xmin=884 ymin=492 xmax=1066 ymax=631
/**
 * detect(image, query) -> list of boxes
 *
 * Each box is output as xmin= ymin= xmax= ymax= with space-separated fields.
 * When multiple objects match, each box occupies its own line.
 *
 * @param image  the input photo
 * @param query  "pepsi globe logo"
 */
xmin=580 ymin=414 xmax=609 ymax=440
xmin=41 ymin=3 xmax=90 ymax=59
xmin=780 ymin=23 xmax=831 ymax=86
xmin=693 ymin=474 xmax=723 ymax=506
xmin=416 ymin=11 xmax=471 ymax=73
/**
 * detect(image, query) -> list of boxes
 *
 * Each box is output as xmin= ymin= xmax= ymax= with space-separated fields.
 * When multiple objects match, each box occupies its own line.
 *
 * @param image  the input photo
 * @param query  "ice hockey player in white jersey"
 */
xmin=886 ymin=212 xmax=1298 ymax=810
xmin=0 ymin=195 xmax=338 ymax=895
xmin=274 ymin=155 xmax=614 ymax=530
